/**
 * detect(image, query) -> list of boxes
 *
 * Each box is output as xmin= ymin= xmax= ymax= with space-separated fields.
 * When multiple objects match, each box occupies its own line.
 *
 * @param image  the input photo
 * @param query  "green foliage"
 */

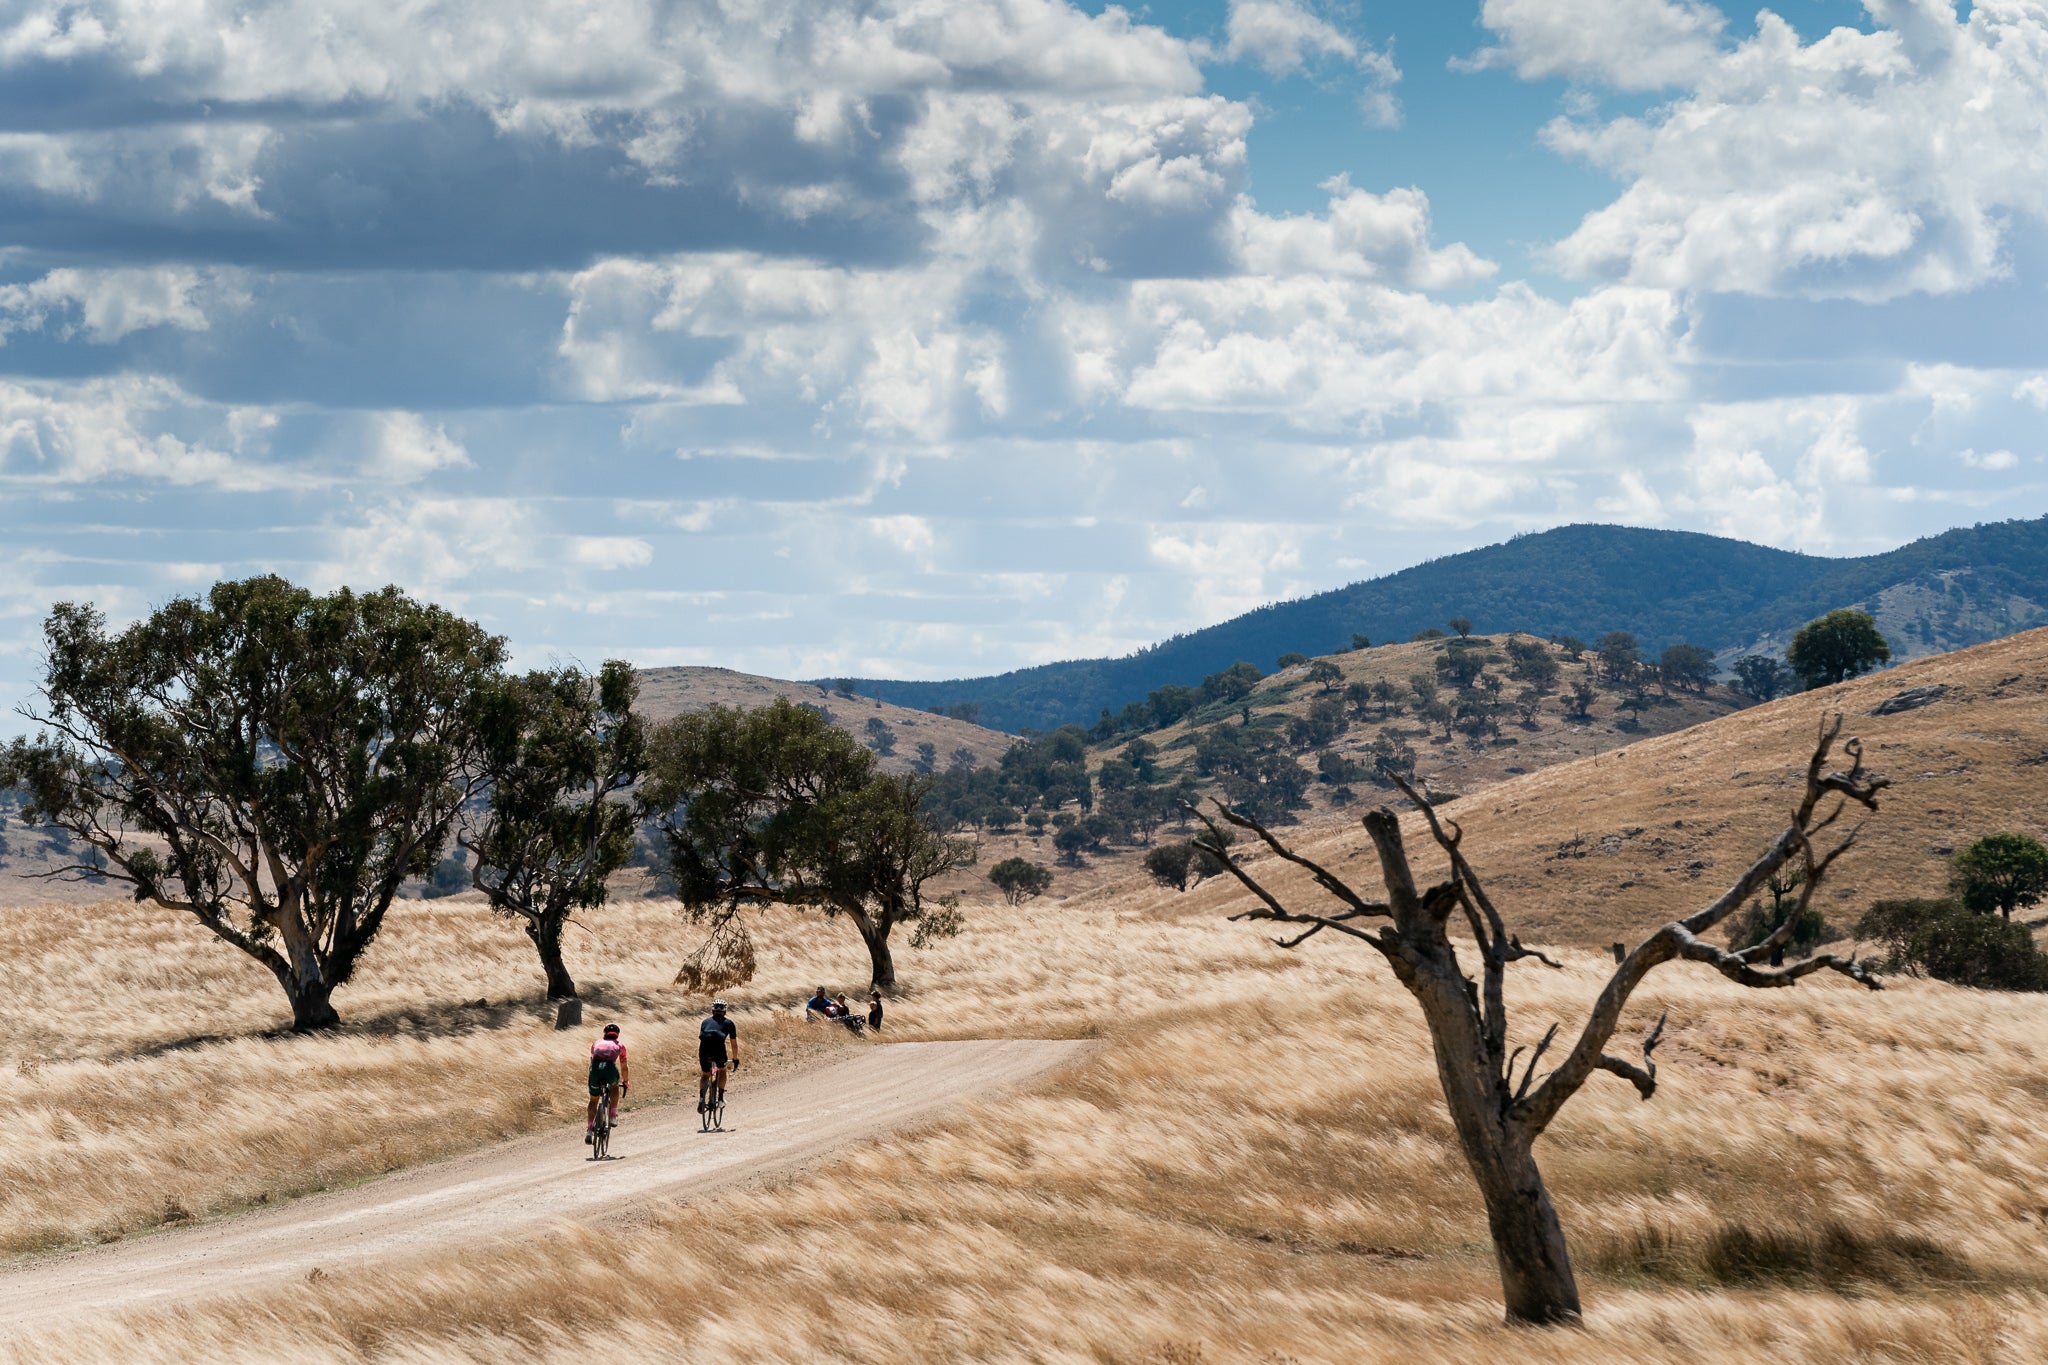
xmin=0 ymin=577 xmax=504 ymax=1030
xmin=1143 ymin=842 xmax=1196 ymax=892
xmin=1275 ymin=652 xmax=1309 ymax=669
xmin=1350 ymin=633 xmax=1371 ymax=651
xmin=987 ymin=857 xmax=1053 ymax=905
xmin=1411 ymin=627 xmax=1447 ymax=641
xmin=1858 ymin=897 xmax=2048 ymax=990
xmin=1505 ymin=637 xmax=1560 ymax=691
xmin=467 ymin=660 xmax=646 ymax=999
xmin=1052 ymin=822 xmax=1091 ymax=865
xmin=1435 ymin=642 xmax=1486 ymax=689
xmin=863 ymin=716 xmax=897 ymax=756
xmin=1595 ymin=630 xmax=1641 ymax=682
xmin=1726 ymin=869 xmax=1830 ymax=957
xmin=1786 ymin=609 xmax=1890 ymax=689
xmin=1305 ymin=658 xmax=1344 ymax=692
xmin=1659 ymin=643 xmax=1715 ymax=692
xmin=1447 ymin=617 xmax=1473 ymax=637
xmin=911 ymin=741 xmax=938 ymax=775
xmin=1199 ymin=661 xmax=1265 ymax=705
xmin=1950 ymin=833 xmax=2048 ymax=919
xmin=641 ymin=698 xmax=972 ymax=992
xmin=1730 ymin=654 xmax=1796 ymax=702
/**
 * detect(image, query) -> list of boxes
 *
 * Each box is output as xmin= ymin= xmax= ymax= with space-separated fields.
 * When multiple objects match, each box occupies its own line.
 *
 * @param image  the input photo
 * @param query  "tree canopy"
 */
xmin=466 ymin=660 xmax=645 ymax=1000
xmin=1 ymin=578 xmax=503 ymax=1030
xmin=1950 ymin=833 xmax=2048 ymax=920
xmin=1786 ymin=609 xmax=1890 ymax=689
xmin=641 ymin=698 xmax=972 ymax=993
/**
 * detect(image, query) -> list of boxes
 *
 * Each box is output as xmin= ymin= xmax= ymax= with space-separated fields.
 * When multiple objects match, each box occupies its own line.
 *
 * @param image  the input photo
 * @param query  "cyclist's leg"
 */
xmin=607 ymin=1082 xmax=623 ymax=1121
xmin=698 ymin=1062 xmax=712 ymax=1109
xmin=713 ymin=1061 xmax=728 ymax=1099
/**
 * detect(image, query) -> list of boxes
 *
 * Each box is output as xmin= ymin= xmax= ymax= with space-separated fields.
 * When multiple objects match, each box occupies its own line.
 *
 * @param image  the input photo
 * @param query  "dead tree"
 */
xmin=1189 ymin=716 xmax=1886 ymax=1326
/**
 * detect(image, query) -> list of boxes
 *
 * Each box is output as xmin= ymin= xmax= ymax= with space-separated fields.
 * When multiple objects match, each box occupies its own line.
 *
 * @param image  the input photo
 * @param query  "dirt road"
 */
xmin=0 ymin=1038 xmax=1084 ymax=1329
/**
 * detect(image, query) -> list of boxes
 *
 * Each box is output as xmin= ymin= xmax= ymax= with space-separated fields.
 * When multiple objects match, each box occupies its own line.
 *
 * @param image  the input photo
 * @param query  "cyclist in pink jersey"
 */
xmin=586 ymin=1023 xmax=629 ymax=1141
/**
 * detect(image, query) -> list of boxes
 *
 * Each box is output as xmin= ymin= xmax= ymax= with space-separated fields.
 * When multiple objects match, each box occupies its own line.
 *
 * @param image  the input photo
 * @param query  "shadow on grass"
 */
xmin=123 ymin=983 xmax=693 ymax=1059
xmin=1585 ymin=1218 xmax=2020 ymax=1293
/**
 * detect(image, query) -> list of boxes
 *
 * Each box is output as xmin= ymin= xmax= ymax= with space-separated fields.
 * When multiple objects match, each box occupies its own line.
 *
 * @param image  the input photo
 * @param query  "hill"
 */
xmin=632 ymin=666 xmax=1014 ymax=775
xmin=847 ymin=516 xmax=2048 ymax=731
xmin=1135 ymin=625 xmax=2048 ymax=950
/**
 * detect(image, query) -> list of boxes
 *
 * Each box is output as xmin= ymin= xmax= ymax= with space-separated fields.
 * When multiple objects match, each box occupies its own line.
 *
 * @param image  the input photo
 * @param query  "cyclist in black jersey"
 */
xmin=698 ymin=999 xmax=740 ymax=1112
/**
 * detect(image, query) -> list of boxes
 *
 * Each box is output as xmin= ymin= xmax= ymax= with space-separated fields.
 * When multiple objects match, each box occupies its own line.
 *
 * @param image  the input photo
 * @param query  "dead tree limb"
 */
xmin=1195 ymin=714 xmax=1887 ymax=1327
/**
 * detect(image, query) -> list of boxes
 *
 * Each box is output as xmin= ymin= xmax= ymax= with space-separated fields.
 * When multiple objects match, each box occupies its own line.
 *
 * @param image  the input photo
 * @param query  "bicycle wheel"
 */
xmin=711 ymin=1085 xmax=726 ymax=1132
xmin=592 ymin=1109 xmax=610 ymax=1160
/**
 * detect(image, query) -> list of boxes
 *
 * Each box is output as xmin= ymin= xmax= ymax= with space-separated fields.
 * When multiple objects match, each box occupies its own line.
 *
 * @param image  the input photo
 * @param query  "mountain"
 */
xmin=846 ymin=517 xmax=2048 ymax=732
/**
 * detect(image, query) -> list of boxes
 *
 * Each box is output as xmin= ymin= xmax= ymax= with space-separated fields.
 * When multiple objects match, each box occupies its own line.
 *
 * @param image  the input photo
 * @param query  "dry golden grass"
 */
xmin=9 ymin=874 xmax=2048 ymax=1362
xmin=9 ymin=634 xmax=2048 ymax=1361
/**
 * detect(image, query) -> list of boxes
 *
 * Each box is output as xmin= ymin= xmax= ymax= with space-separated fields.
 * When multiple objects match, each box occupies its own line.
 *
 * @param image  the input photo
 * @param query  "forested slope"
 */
xmin=850 ymin=517 xmax=2048 ymax=731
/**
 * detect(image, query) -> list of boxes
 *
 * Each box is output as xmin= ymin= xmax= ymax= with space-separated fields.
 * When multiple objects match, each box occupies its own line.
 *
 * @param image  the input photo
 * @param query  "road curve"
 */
xmin=0 ymin=1038 xmax=1085 ymax=1329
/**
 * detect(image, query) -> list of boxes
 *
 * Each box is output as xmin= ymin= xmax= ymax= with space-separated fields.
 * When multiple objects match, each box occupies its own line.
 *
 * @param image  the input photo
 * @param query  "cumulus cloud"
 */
xmin=362 ymin=412 xmax=470 ymax=483
xmin=1532 ymin=1 xmax=2048 ymax=299
xmin=1462 ymin=0 xmax=1726 ymax=90
xmin=1223 ymin=0 xmax=1402 ymax=124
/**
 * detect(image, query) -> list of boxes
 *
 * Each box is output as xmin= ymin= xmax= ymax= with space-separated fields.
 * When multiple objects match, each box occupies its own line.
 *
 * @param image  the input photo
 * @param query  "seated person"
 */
xmin=805 ymin=986 xmax=835 ymax=1020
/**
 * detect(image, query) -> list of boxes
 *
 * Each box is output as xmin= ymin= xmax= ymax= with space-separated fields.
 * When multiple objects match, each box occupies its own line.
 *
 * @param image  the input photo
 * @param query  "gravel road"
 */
xmin=0 ymin=1038 xmax=1084 ymax=1329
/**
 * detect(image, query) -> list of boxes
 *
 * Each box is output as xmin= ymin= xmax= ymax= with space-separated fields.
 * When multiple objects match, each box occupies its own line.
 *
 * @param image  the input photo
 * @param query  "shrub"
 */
xmin=987 ymin=857 xmax=1053 ymax=905
xmin=1950 ymin=833 xmax=2048 ymax=920
xmin=1143 ymin=843 xmax=1196 ymax=892
xmin=1856 ymin=897 xmax=2048 ymax=990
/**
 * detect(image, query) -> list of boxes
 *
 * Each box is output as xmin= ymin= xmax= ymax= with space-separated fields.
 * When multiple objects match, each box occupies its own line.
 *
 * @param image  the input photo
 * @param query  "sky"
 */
xmin=0 ymin=0 xmax=2044 ymax=718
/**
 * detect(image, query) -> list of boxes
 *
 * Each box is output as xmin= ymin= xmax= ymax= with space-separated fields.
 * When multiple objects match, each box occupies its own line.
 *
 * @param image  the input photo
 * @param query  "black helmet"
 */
xmin=602 ymin=1023 xmax=620 ymax=1038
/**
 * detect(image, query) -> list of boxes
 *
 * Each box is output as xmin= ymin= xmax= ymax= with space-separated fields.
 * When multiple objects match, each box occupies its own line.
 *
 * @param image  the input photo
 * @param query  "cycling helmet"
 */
xmin=602 ymin=1024 xmax=620 ymax=1037
xmin=711 ymin=999 xmax=728 ymax=1011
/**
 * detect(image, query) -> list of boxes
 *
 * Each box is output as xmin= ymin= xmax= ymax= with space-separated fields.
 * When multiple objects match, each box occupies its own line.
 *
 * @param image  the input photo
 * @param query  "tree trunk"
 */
xmin=284 ymin=973 xmax=341 ymax=1032
xmin=1467 ymin=1138 xmax=1582 ymax=1325
xmin=860 ymin=920 xmax=897 ymax=995
xmin=528 ymin=915 xmax=578 ymax=999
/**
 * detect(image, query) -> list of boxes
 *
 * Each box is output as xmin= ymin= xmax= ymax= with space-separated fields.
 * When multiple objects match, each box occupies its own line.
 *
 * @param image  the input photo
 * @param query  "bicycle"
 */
xmin=700 ymin=1078 xmax=726 ymax=1132
xmin=589 ymin=1095 xmax=616 ymax=1160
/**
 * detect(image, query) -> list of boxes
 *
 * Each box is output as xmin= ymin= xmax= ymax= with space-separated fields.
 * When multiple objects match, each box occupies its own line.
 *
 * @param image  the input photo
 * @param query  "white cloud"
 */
xmin=1536 ymin=2 xmax=2048 ymax=299
xmin=0 ymin=266 xmax=231 ymax=343
xmin=567 ymin=536 xmax=655 ymax=570
xmin=363 ymin=412 xmax=470 ymax=483
xmin=1237 ymin=177 xmax=1496 ymax=289
xmin=1223 ymin=0 xmax=1402 ymax=124
xmin=320 ymin=497 xmax=539 ymax=594
xmin=0 ymin=376 xmax=299 ymax=489
xmin=1464 ymin=0 xmax=1726 ymax=90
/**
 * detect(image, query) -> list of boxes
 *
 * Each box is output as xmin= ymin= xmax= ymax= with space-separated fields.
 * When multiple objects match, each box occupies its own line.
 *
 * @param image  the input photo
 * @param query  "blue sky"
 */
xmin=0 ymin=0 xmax=2043 ymax=719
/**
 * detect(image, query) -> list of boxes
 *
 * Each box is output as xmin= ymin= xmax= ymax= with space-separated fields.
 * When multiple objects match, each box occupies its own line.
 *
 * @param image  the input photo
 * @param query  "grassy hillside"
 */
xmin=851 ymin=516 xmax=2048 ymax=731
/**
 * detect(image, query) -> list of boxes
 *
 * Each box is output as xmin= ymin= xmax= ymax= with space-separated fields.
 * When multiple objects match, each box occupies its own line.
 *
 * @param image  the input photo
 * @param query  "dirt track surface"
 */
xmin=0 ymin=1038 xmax=1083 ymax=1329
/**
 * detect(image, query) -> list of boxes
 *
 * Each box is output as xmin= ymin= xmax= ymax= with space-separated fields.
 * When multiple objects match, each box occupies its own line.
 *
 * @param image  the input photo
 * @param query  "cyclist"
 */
xmin=698 ymin=999 xmax=740 ymax=1112
xmin=586 ymin=1023 xmax=628 ymax=1143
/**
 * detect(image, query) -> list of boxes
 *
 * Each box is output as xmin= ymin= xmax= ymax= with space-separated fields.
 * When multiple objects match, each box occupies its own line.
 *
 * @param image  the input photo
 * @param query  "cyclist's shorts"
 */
xmin=698 ymin=1041 xmax=729 ymax=1071
xmin=588 ymin=1060 xmax=621 ymax=1096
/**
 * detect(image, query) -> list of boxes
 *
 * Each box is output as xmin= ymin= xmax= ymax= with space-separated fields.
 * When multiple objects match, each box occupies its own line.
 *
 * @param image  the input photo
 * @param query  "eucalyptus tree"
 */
xmin=642 ymin=698 xmax=972 ymax=994
xmin=1189 ymin=718 xmax=1887 ymax=1325
xmin=465 ymin=660 xmax=645 ymax=1000
xmin=1 ymin=579 xmax=504 ymax=1030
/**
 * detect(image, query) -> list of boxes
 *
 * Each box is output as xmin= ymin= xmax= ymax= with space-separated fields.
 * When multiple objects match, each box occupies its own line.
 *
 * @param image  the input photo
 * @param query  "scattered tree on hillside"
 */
xmin=1412 ymin=627 xmax=1447 ymax=641
xmin=1351 ymin=633 xmax=1371 ymax=651
xmin=1658 ymin=643 xmax=1715 ymax=693
xmin=0 ymin=579 xmax=504 ymax=1031
xmin=1595 ymin=631 xmax=1641 ymax=683
xmin=1306 ymin=659 xmax=1344 ymax=693
xmin=1276 ymin=652 xmax=1309 ymax=669
xmin=987 ymin=857 xmax=1053 ymax=905
xmin=1566 ymin=678 xmax=1597 ymax=719
xmin=1200 ymin=661 xmax=1266 ymax=705
xmin=1423 ymin=698 xmax=1456 ymax=739
xmin=1725 ymin=867 xmax=1830 ymax=961
xmin=1506 ymin=638 xmax=1560 ymax=691
xmin=642 ymin=699 xmax=973 ymax=994
xmin=1448 ymin=617 xmax=1474 ymax=637
xmin=1344 ymin=679 xmax=1375 ymax=718
xmin=912 ymin=741 xmax=939 ymax=774
xmin=1190 ymin=717 xmax=1889 ymax=1325
xmin=1408 ymin=673 xmax=1439 ymax=710
xmin=1144 ymin=841 xmax=1198 ymax=892
xmin=1514 ymin=686 xmax=1543 ymax=727
xmin=1370 ymin=679 xmax=1402 ymax=717
xmin=1551 ymin=634 xmax=1587 ymax=660
xmin=863 ymin=716 xmax=898 ymax=756
xmin=1053 ymin=822 xmax=1091 ymax=866
xmin=949 ymin=746 xmax=979 ymax=774
xmin=1786 ymin=609 xmax=1890 ymax=689
xmin=466 ymin=660 xmax=646 ymax=1000
xmin=1950 ymin=833 xmax=2048 ymax=921
xmin=1730 ymin=654 xmax=1796 ymax=703
xmin=834 ymin=678 xmax=858 ymax=698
